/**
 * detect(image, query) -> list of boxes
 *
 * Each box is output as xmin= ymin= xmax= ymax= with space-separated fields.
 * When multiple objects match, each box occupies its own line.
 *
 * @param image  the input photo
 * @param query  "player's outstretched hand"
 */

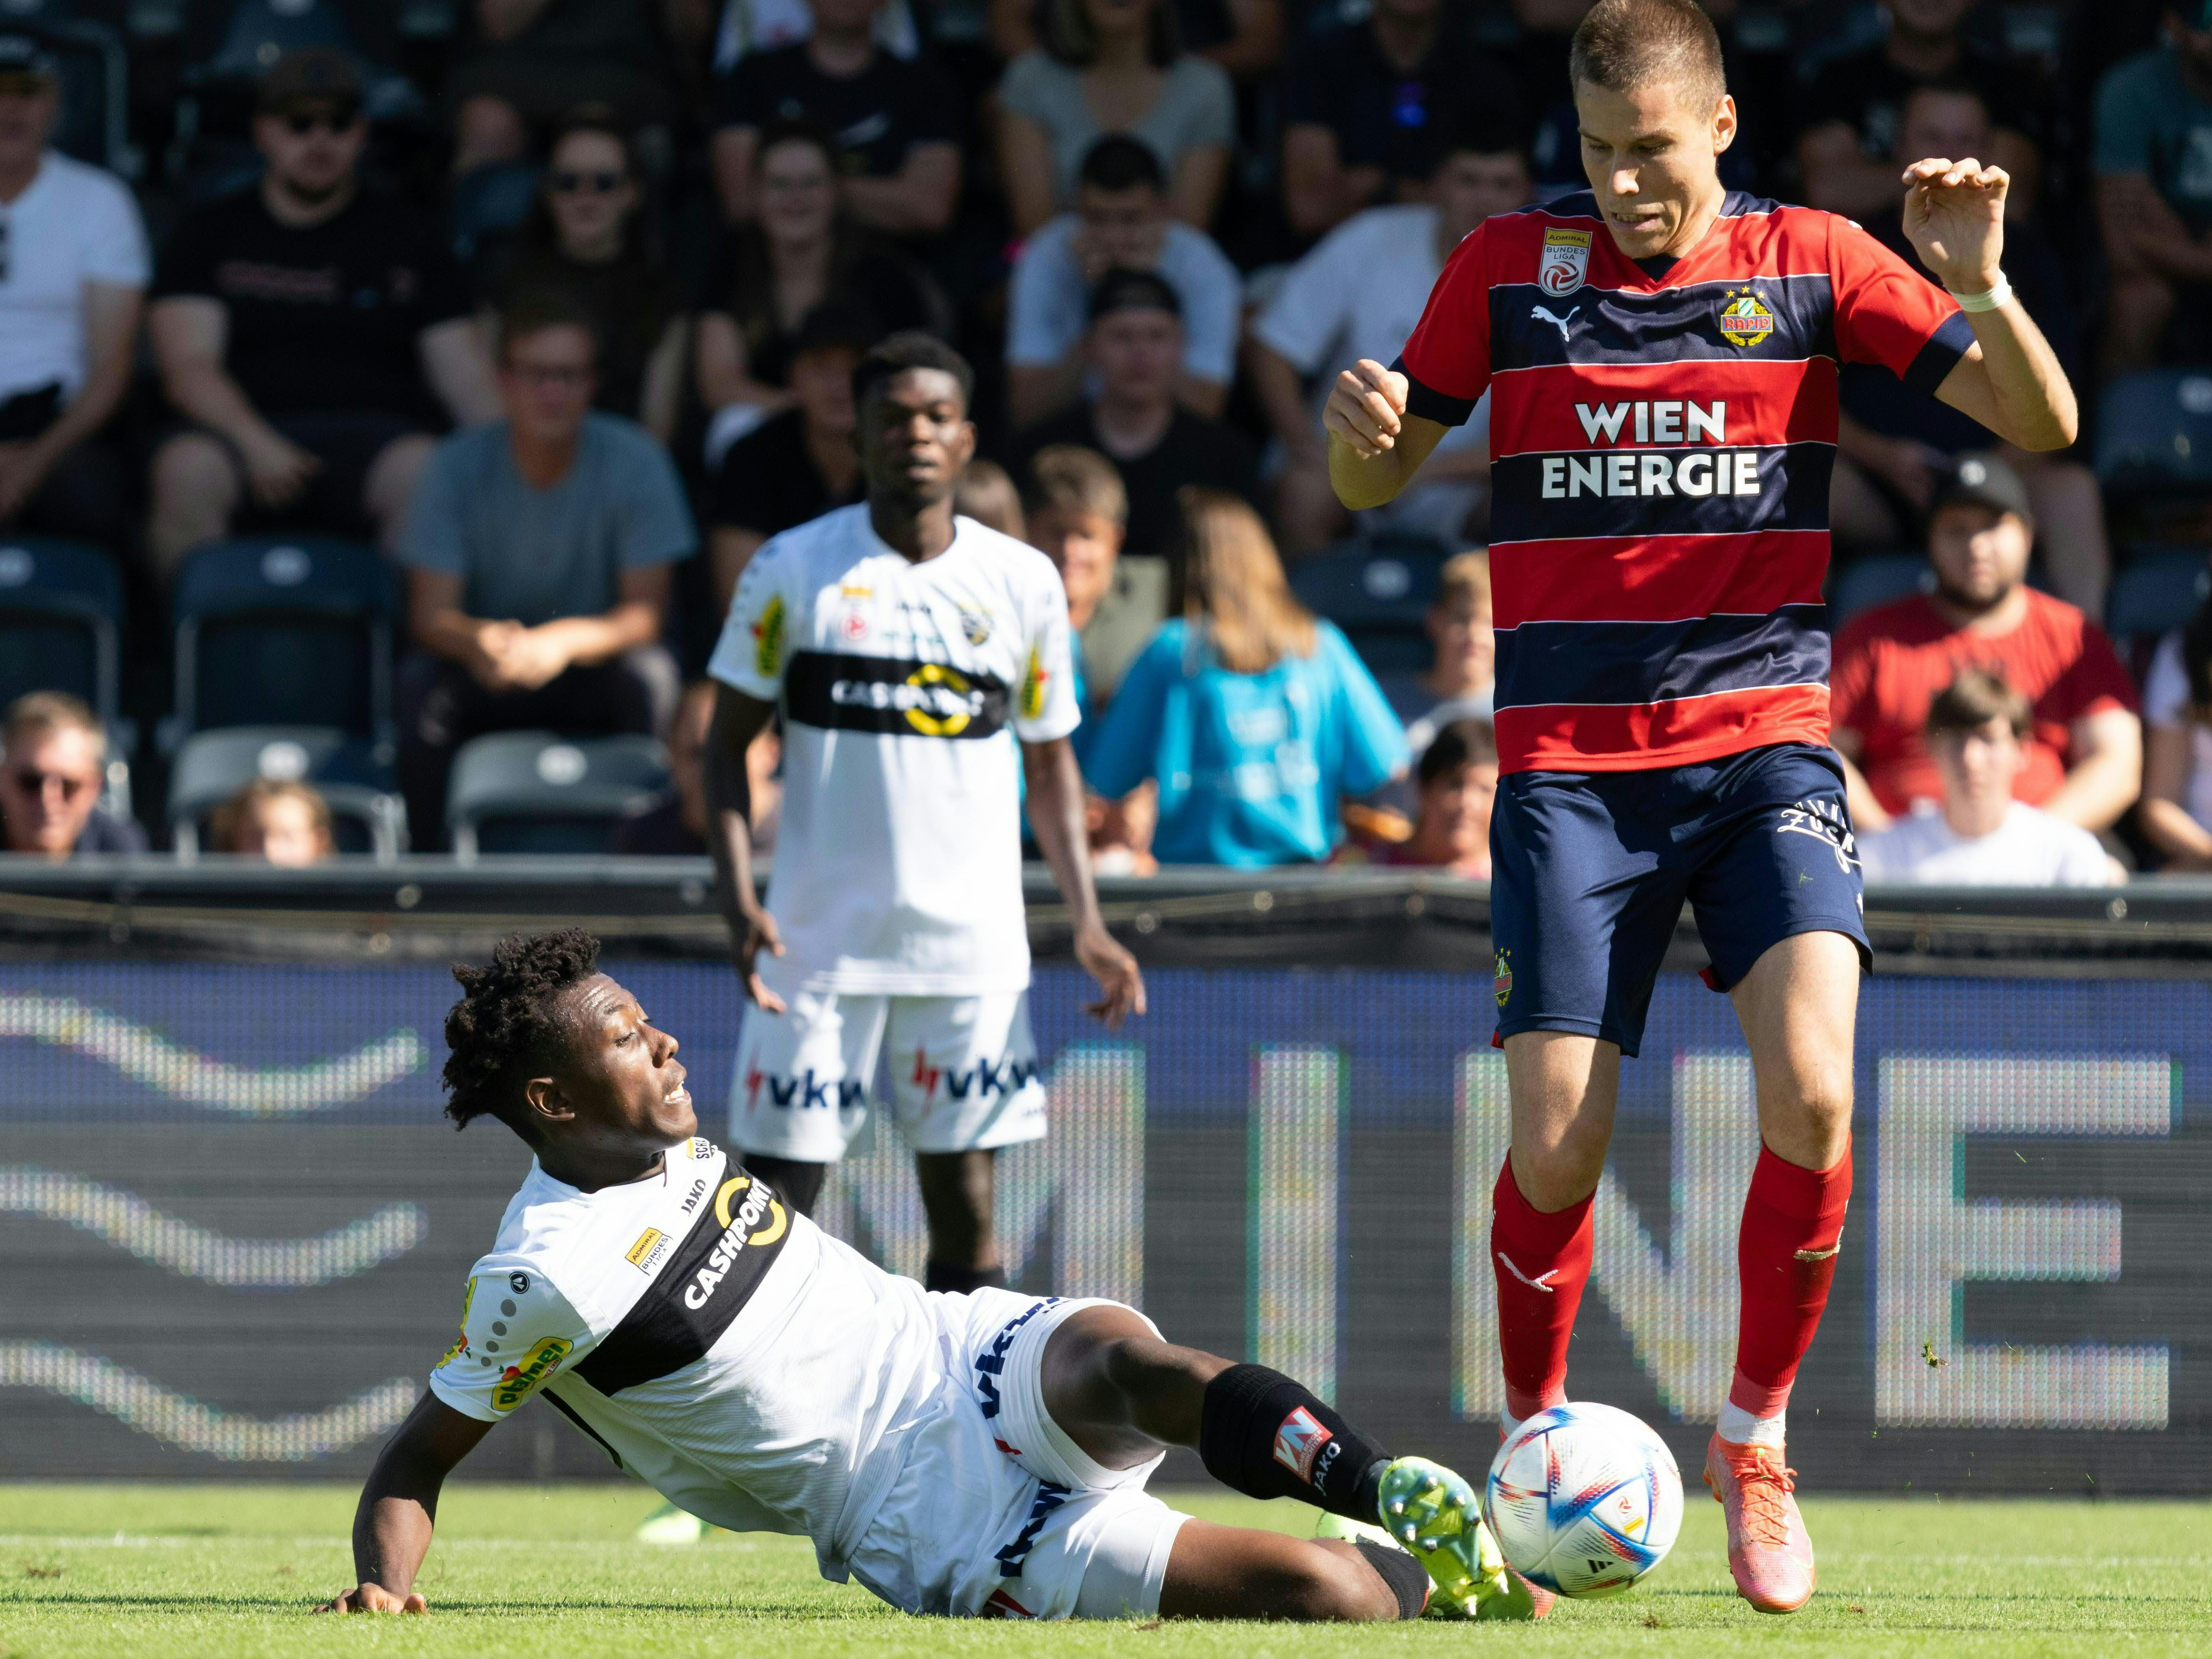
xmin=1900 ymin=156 xmax=2006 ymax=296
xmin=732 ymin=901 xmax=787 ymax=1015
xmin=1075 ymin=922 xmax=1145 ymax=1031
xmin=316 ymin=1583 xmax=426 ymax=1614
xmin=1323 ymin=359 xmax=1410 ymax=457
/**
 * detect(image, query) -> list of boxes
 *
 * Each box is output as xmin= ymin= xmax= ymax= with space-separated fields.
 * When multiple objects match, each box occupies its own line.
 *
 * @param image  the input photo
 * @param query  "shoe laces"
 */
xmin=1720 ymin=1443 xmax=1798 ymax=1550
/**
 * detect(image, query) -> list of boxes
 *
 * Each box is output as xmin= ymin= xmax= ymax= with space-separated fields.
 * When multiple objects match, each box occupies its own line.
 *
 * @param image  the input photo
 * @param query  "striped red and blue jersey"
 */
xmin=1395 ymin=190 xmax=1974 ymax=775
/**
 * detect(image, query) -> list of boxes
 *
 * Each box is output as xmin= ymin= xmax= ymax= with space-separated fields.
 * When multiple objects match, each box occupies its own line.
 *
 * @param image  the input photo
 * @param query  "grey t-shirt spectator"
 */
xmin=2096 ymin=42 xmax=2212 ymax=236
xmin=997 ymin=51 xmax=1232 ymax=208
xmin=1006 ymin=212 xmax=1240 ymax=386
xmin=399 ymin=413 xmax=696 ymax=625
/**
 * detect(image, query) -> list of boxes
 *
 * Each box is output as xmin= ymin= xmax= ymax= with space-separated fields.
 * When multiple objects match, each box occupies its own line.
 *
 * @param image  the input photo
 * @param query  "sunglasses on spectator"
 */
xmin=281 ymin=109 xmax=361 ymax=135
xmin=9 ymin=769 xmax=92 ymax=798
xmin=551 ymin=169 xmax=627 ymax=195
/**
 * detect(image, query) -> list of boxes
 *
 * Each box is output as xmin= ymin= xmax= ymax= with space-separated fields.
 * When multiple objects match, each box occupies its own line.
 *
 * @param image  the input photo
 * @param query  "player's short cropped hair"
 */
xmin=442 ymin=929 xmax=604 ymax=1139
xmin=1436 ymin=549 xmax=1492 ymax=615
xmin=1077 ymin=134 xmax=1166 ymax=195
xmin=1570 ymin=0 xmax=1728 ymax=112
xmin=1 ymin=690 xmax=103 ymax=760
xmin=1418 ymin=717 xmax=1499 ymax=788
xmin=852 ymin=330 xmax=973 ymax=414
xmin=1925 ymin=667 xmax=2032 ymax=742
xmin=1027 ymin=444 xmax=1128 ymax=527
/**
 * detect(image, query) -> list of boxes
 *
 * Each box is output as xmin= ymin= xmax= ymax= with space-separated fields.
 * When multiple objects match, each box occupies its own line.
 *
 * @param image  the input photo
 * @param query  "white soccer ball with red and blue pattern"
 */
xmin=1482 ymin=1402 xmax=1682 ymax=1597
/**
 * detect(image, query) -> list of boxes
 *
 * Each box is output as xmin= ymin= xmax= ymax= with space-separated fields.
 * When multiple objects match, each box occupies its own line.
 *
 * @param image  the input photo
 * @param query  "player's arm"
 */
xmin=320 ymin=1393 xmax=495 ymax=1613
xmin=705 ymin=683 xmax=786 ymax=1012
xmin=1901 ymin=158 xmax=2077 ymax=453
xmin=1324 ymin=359 xmax=1451 ymax=509
xmin=1024 ymin=735 xmax=1145 ymax=1028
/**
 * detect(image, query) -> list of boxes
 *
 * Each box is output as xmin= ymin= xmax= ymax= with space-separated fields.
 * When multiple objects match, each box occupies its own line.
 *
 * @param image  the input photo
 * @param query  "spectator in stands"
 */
xmin=1277 ymin=0 xmax=1523 ymax=240
xmin=1026 ymin=444 xmax=1127 ymax=721
xmin=1388 ymin=549 xmax=1495 ymax=755
xmin=483 ymin=109 xmax=688 ymax=445
xmin=991 ymin=0 xmax=1282 ymax=83
xmin=1859 ymin=670 xmax=2126 ymax=886
xmin=954 ymin=459 xmax=1026 ymax=539
xmin=395 ymin=296 xmax=695 ymax=846
xmin=211 ymin=778 xmax=334 ymax=867
xmin=1009 ymin=270 xmax=1258 ymax=594
xmin=996 ymin=0 xmax=1235 ymax=236
xmin=0 ymin=36 xmax=146 ymax=553
xmin=1831 ymin=455 xmax=2141 ymax=833
xmin=1338 ymin=716 xmax=1495 ymax=877
xmin=706 ymin=303 xmax=869 ymax=609
xmin=147 ymin=51 xmax=499 ymax=575
xmin=1251 ymin=118 xmax=1530 ymax=551
xmin=1829 ymin=82 xmax=2109 ymax=612
xmin=693 ymin=120 xmax=943 ymax=453
xmin=1796 ymin=0 xmax=2047 ymax=223
xmin=1007 ymin=136 xmax=1238 ymax=425
xmin=612 ymin=678 xmax=783 ymax=856
xmin=711 ymin=0 xmax=961 ymax=236
xmin=1083 ymin=489 xmax=1407 ymax=866
xmin=2139 ymin=589 xmax=2212 ymax=869
xmin=2094 ymin=5 xmax=2212 ymax=374
xmin=449 ymin=0 xmax=691 ymax=175
xmin=0 ymin=692 xmax=140 ymax=857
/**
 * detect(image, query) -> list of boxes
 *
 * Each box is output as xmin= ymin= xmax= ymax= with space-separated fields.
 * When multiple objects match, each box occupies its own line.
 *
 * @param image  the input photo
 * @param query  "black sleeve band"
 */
xmin=1354 ymin=1541 xmax=1431 ymax=1619
xmin=1198 ymin=1362 xmax=1392 ymax=1522
xmin=1901 ymin=309 xmax=1976 ymax=397
xmin=1391 ymin=357 xmax=1478 ymax=427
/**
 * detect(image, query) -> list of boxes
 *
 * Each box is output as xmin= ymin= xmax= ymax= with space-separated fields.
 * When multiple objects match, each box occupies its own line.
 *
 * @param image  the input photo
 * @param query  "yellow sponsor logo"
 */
xmin=752 ymin=593 xmax=786 ymax=678
xmin=1718 ymin=288 xmax=1775 ymax=349
xmin=490 ymin=1336 xmax=572 ymax=1414
xmin=1019 ymin=645 xmax=1048 ymax=721
xmin=902 ymin=662 xmax=975 ymax=737
xmin=626 ymin=1227 xmax=670 ymax=1273
xmin=436 ymin=1277 xmax=476 ymax=1368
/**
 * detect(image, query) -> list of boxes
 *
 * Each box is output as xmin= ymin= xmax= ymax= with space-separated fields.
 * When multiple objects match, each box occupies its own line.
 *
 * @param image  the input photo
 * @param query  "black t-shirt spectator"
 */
xmin=699 ymin=233 xmax=940 ymax=391
xmin=1798 ymin=43 xmax=2050 ymax=163
xmin=1279 ymin=25 xmax=1523 ymax=190
xmin=711 ymin=408 xmax=862 ymax=538
xmin=713 ymin=44 xmax=959 ymax=179
xmin=1008 ymin=404 xmax=1259 ymax=590
xmin=152 ymin=186 xmax=472 ymax=421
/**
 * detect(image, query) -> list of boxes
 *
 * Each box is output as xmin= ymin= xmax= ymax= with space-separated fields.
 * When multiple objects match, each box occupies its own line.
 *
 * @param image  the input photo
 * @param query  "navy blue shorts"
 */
xmin=1489 ymin=743 xmax=1868 ymax=1058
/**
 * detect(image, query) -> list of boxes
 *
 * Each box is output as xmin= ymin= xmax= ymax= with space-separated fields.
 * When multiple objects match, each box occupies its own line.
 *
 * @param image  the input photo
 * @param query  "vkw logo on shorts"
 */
xmin=975 ymin=1297 xmax=1062 ymax=1421
xmin=1538 ymin=227 xmax=1591 ymax=296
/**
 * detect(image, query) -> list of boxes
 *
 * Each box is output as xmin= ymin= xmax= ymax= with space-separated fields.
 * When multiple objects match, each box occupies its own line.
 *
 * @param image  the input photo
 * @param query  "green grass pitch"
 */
xmin=2 ymin=1483 xmax=2209 ymax=1658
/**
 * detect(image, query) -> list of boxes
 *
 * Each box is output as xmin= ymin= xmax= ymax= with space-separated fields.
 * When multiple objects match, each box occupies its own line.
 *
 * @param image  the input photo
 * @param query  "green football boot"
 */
xmin=1328 ymin=1457 xmax=1539 ymax=1620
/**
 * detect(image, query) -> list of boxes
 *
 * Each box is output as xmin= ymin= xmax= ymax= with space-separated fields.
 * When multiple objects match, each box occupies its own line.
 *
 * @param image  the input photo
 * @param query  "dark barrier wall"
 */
xmin=2 ymin=958 xmax=2206 ymax=1492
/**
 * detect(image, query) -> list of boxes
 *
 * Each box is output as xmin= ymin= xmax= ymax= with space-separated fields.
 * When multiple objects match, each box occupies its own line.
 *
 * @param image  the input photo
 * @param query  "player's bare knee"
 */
xmin=1276 ymin=1541 xmax=1398 ymax=1622
xmin=1513 ymin=1130 xmax=1608 ymax=1211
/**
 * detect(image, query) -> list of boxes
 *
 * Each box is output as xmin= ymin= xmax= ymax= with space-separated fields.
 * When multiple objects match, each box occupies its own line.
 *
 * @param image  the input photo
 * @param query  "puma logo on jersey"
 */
xmin=1531 ymin=305 xmax=1579 ymax=346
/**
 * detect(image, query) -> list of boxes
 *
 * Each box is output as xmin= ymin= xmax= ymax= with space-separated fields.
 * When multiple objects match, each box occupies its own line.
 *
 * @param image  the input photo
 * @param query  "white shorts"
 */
xmin=729 ymin=989 xmax=1047 ymax=1162
xmin=844 ymin=1293 xmax=1191 ymax=1620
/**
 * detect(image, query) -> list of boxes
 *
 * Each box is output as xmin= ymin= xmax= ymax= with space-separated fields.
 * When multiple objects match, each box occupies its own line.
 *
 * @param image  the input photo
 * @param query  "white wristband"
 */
xmin=1947 ymin=273 xmax=2012 ymax=313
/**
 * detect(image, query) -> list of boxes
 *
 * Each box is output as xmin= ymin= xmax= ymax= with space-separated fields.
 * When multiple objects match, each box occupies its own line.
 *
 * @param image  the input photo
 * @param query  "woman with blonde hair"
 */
xmin=1081 ymin=489 xmax=1407 ymax=865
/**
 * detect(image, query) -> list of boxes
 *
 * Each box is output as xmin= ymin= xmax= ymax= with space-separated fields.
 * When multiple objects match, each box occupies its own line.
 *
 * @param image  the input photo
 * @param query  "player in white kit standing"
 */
xmin=701 ymin=333 xmax=1143 ymax=1293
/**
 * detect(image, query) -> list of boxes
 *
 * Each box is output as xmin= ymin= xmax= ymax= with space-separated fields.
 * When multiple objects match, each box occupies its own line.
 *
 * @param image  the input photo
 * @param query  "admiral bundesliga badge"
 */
xmin=1538 ymin=227 xmax=1591 ymax=296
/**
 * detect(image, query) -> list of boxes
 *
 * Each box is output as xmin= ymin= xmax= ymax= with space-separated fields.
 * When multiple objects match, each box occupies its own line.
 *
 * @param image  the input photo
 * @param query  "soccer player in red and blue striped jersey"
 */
xmin=1325 ymin=0 xmax=2077 ymax=1618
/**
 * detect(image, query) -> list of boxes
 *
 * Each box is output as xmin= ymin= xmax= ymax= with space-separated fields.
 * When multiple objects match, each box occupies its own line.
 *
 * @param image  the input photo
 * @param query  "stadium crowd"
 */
xmin=0 ymin=0 xmax=2209 ymax=886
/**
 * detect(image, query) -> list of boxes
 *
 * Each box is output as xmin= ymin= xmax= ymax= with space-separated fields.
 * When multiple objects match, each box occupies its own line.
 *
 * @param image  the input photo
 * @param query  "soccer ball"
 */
xmin=1482 ymin=1402 xmax=1683 ymax=1598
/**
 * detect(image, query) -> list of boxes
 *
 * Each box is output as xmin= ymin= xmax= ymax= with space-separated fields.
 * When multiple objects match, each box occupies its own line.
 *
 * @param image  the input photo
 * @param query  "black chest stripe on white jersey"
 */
xmin=784 ymin=649 xmax=1010 ymax=740
xmin=570 ymin=1174 xmax=792 ymax=1395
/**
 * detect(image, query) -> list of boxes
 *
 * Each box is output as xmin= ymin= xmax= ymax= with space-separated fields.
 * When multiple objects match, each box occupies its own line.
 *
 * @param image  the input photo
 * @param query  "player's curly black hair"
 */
xmin=442 ymin=929 xmax=603 ymax=1137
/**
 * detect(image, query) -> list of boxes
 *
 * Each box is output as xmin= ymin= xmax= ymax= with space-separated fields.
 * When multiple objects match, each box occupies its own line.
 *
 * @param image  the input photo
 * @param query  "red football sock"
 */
xmin=1727 ymin=1142 xmax=1853 ymax=1422
xmin=1489 ymin=1158 xmax=1593 ymax=1423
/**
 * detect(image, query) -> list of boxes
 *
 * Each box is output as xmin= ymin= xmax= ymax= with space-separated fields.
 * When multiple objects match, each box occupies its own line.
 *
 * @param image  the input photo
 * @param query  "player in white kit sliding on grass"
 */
xmin=321 ymin=932 xmax=1530 ymax=1623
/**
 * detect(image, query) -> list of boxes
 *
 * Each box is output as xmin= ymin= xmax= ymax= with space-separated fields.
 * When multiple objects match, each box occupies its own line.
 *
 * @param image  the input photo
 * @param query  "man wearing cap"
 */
xmin=0 ymin=32 xmax=147 ymax=552
xmin=1830 ymin=451 xmax=2141 ymax=833
xmin=147 ymin=48 xmax=499 ymax=576
xmin=1007 ymin=268 xmax=1257 ymax=592
xmin=2094 ymin=3 xmax=2212 ymax=373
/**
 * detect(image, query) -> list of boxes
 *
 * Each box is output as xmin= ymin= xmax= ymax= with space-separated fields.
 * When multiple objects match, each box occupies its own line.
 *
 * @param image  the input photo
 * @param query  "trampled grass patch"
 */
xmin=2 ymin=1484 xmax=2208 ymax=1658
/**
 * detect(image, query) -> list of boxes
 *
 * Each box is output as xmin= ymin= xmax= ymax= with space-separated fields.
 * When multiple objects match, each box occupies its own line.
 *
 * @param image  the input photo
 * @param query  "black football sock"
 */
xmin=1354 ymin=1541 xmax=1431 ymax=1618
xmin=740 ymin=1154 xmax=827 ymax=1216
xmin=923 ymin=1261 xmax=1008 ymax=1293
xmin=1199 ymin=1363 xmax=1392 ymax=1525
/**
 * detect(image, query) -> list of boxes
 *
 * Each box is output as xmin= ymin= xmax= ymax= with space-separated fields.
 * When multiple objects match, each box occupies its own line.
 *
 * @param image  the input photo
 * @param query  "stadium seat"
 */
xmin=10 ymin=14 xmax=132 ymax=176
xmin=445 ymin=732 xmax=669 ymax=861
xmin=1289 ymin=533 xmax=1452 ymax=678
xmin=0 ymin=535 xmax=123 ymax=728
xmin=166 ymin=724 xmax=407 ymax=861
xmin=1829 ymin=552 xmax=1929 ymax=628
xmin=164 ymin=537 xmax=398 ymax=752
xmin=2094 ymin=371 xmax=2212 ymax=499
xmin=2105 ymin=552 xmax=2210 ymax=646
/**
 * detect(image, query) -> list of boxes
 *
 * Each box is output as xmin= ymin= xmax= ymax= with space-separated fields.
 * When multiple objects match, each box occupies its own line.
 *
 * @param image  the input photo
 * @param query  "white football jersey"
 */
xmin=428 ymin=1138 xmax=956 ymax=1578
xmin=707 ymin=506 xmax=1080 ymax=996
